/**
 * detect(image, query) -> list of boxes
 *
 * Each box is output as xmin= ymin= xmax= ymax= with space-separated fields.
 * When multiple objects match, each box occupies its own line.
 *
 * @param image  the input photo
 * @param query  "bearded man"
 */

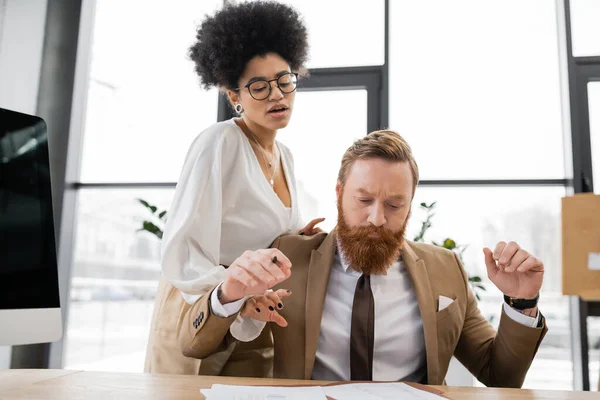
xmin=177 ymin=130 xmax=547 ymax=387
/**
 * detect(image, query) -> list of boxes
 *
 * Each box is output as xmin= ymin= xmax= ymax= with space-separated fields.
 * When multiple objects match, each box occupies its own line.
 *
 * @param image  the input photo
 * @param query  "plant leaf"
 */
xmin=141 ymin=221 xmax=163 ymax=240
xmin=442 ymin=238 xmax=456 ymax=250
xmin=137 ymin=198 xmax=150 ymax=208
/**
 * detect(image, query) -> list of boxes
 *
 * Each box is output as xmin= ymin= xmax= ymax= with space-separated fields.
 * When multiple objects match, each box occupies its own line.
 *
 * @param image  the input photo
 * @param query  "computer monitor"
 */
xmin=0 ymin=107 xmax=62 ymax=345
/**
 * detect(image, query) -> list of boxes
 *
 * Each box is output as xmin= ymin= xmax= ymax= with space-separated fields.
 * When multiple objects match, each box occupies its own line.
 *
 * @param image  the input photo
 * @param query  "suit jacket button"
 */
xmin=199 ymin=311 xmax=204 ymax=322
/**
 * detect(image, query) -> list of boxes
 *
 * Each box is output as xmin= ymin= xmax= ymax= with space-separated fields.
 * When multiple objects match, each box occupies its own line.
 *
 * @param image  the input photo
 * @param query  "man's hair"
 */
xmin=188 ymin=1 xmax=309 ymax=90
xmin=337 ymin=130 xmax=419 ymax=195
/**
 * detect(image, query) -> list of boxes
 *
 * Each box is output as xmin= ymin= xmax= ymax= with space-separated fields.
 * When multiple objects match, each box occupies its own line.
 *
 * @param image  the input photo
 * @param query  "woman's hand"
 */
xmin=220 ymin=249 xmax=291 ymax=304
xmin=240 ymin=289 xmax=292 ymax=327
xmin=299 ymin=217 xmax=325 ymax=236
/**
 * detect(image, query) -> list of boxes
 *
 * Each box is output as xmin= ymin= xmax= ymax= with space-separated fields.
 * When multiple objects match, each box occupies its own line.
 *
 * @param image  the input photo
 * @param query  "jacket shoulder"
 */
xmin=272 ymin=233 xmax=328 ymax=269
xmin=274 ymin=232 xmax=328 ymax=252
xmin=406 ymin=241 xmax=463 ymax=275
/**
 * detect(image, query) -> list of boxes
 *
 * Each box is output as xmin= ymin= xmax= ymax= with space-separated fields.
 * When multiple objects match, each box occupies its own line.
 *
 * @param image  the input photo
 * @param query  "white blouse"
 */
xmin=161 ymin=119 xmax=303 ymax=304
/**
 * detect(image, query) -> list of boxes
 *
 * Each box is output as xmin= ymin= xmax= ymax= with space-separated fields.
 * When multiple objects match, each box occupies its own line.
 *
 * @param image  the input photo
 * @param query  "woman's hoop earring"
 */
xmin=234 ymin=103 xmax=243 ymax=114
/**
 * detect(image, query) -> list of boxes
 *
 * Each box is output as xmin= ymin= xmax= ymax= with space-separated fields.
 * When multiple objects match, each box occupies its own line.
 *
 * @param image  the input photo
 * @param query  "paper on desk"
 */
xmin=201 ymin=384 xmax=328 ymax=400
xmin=323 ymin=382 xmax=445 ymax=400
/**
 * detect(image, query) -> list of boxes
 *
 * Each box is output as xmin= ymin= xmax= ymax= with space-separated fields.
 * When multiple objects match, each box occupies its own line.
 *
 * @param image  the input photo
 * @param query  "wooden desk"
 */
xmin=0 ymin=370 xmax=597 ymax=399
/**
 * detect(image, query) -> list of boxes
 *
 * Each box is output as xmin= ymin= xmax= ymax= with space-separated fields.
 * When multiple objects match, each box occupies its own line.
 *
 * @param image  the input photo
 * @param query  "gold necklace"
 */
xmin=247 ymin=128 xmax=279 ymax=187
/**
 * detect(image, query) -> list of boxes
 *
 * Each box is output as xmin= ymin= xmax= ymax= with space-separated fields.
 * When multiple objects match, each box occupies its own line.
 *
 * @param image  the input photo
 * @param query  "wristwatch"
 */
xmin=503 ymin=292 xmax=539 ymax=310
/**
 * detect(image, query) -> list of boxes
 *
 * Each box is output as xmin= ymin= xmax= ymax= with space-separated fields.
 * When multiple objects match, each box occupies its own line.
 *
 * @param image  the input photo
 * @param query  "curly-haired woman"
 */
xmin=144 ymin=1 xmax=323 ymax=376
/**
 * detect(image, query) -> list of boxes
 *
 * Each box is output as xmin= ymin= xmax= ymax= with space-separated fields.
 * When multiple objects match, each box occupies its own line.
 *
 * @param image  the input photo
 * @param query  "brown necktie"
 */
xmin=350 ymin=274 xmax=374 ymax=381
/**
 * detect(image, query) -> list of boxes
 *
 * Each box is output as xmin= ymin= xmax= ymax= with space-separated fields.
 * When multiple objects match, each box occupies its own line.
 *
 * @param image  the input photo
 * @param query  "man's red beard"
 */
xmin=336 ymin=194 xmax=409 ymax=275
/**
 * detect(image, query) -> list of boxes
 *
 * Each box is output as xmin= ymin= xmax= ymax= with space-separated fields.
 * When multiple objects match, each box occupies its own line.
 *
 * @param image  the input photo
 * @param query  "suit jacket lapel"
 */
xmin=403 ymin=242 xmax=439 ymax=384
xmin=303 ymin=231 xmax=337 ymax=379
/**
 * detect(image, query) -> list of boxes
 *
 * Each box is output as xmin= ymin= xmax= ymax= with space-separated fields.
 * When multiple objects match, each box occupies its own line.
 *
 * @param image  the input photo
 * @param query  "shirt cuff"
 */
xmin=503 ymin=302 xmax=540 ymax=328
xmin=209 ymin=283 xmax=268 ymax=342
xmin=209 ymin=283 xmax=248 ymax=317
xmin=230 ymin=315 xmax=268 ymax=342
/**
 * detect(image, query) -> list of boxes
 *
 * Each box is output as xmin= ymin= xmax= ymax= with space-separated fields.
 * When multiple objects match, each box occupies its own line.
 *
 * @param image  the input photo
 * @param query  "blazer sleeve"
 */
xmin=161 ymin=128 xmax=228 ymax=304
xmin=452 ymin=252 xmax=548 ymax=388
xmin=178 ymin=236 xmax=284 ymax=359
xmin=178 ymin=285 xmax=240 ymax=359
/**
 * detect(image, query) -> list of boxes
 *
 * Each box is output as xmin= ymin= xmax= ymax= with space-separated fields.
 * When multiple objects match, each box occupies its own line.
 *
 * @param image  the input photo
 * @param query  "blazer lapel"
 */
xmin=403 ymin=242 xmax=439 ymax=384
xmin=303 ymin=231 xmax=337 ymax=379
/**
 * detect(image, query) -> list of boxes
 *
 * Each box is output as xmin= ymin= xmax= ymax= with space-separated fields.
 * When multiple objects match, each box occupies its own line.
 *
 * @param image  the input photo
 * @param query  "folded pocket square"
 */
xmin=438 ymin=295 xmax=454 ymax=312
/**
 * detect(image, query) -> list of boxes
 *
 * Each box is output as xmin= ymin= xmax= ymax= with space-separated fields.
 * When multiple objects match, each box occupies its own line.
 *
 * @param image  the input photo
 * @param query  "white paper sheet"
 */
xmin=323 ymin=382 xmax=446 ymax=400
xmin=201 ymin=384 xmax=328 ymax=400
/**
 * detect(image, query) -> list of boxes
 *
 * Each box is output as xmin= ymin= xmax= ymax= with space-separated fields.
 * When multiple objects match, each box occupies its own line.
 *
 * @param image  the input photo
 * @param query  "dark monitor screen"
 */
xmin=0 ymin=107 xmax=60 ymax=309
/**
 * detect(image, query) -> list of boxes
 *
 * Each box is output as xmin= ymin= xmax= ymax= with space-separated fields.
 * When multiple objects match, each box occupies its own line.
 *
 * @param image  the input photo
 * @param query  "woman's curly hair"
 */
xmin=189 ymin=1 xmax=309 ymax=90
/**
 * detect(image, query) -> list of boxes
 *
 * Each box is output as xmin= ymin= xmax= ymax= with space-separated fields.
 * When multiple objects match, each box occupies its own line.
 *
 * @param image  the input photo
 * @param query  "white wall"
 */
xmin=0 ymin=0 xmax=48 ymax=368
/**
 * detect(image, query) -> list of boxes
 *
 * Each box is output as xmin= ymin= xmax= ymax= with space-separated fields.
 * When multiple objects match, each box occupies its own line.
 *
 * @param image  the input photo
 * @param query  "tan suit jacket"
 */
xmin=179 ymin=232 xmax=548 ymax=386
xmin=144 ymin=278 xmax=273 ymax=377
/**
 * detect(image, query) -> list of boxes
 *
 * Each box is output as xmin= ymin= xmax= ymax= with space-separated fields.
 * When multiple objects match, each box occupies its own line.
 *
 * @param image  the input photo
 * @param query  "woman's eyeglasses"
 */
xmin=235 ymin=72 xmax=298 ymax=101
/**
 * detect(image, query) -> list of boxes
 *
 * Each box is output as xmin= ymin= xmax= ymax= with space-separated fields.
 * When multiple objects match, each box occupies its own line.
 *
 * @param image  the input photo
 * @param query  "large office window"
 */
xmin=389 ymin=1 xmax=564 ymax=180
xmin=78 ymin=0 xmax=221 ymax=183
xmin=64 ymin=189 xmax=173 ymax=371
xmin=389 ymin=1 xmax=573 ymax=390
xmin=569 ymin=0 xmax=600 ymax=57
xmin=240 ymin=0 xmax=385 ymax=68
xmin=63 ymin=0 xmax=221 ymax=372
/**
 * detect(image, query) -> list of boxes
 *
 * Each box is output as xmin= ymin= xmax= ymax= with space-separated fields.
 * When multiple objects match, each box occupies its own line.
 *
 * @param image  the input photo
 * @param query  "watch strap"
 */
xmin=504 ymin=292 xmax=539 ymax=310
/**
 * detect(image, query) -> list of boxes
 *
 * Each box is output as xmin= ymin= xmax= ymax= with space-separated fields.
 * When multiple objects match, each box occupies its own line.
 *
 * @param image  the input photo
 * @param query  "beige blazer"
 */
xmin=179 ymin=231 xmax=548 ymax=386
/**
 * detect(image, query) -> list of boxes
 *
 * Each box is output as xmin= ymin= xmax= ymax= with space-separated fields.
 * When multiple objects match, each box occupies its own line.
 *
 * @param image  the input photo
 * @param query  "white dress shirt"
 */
xmin=161 ymin=118 xmax=303 ymax=308
xmin=212 ymin=246 xmax=540 ymax=381
xmin=311 ymin=252 xmax=427 ymax=381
